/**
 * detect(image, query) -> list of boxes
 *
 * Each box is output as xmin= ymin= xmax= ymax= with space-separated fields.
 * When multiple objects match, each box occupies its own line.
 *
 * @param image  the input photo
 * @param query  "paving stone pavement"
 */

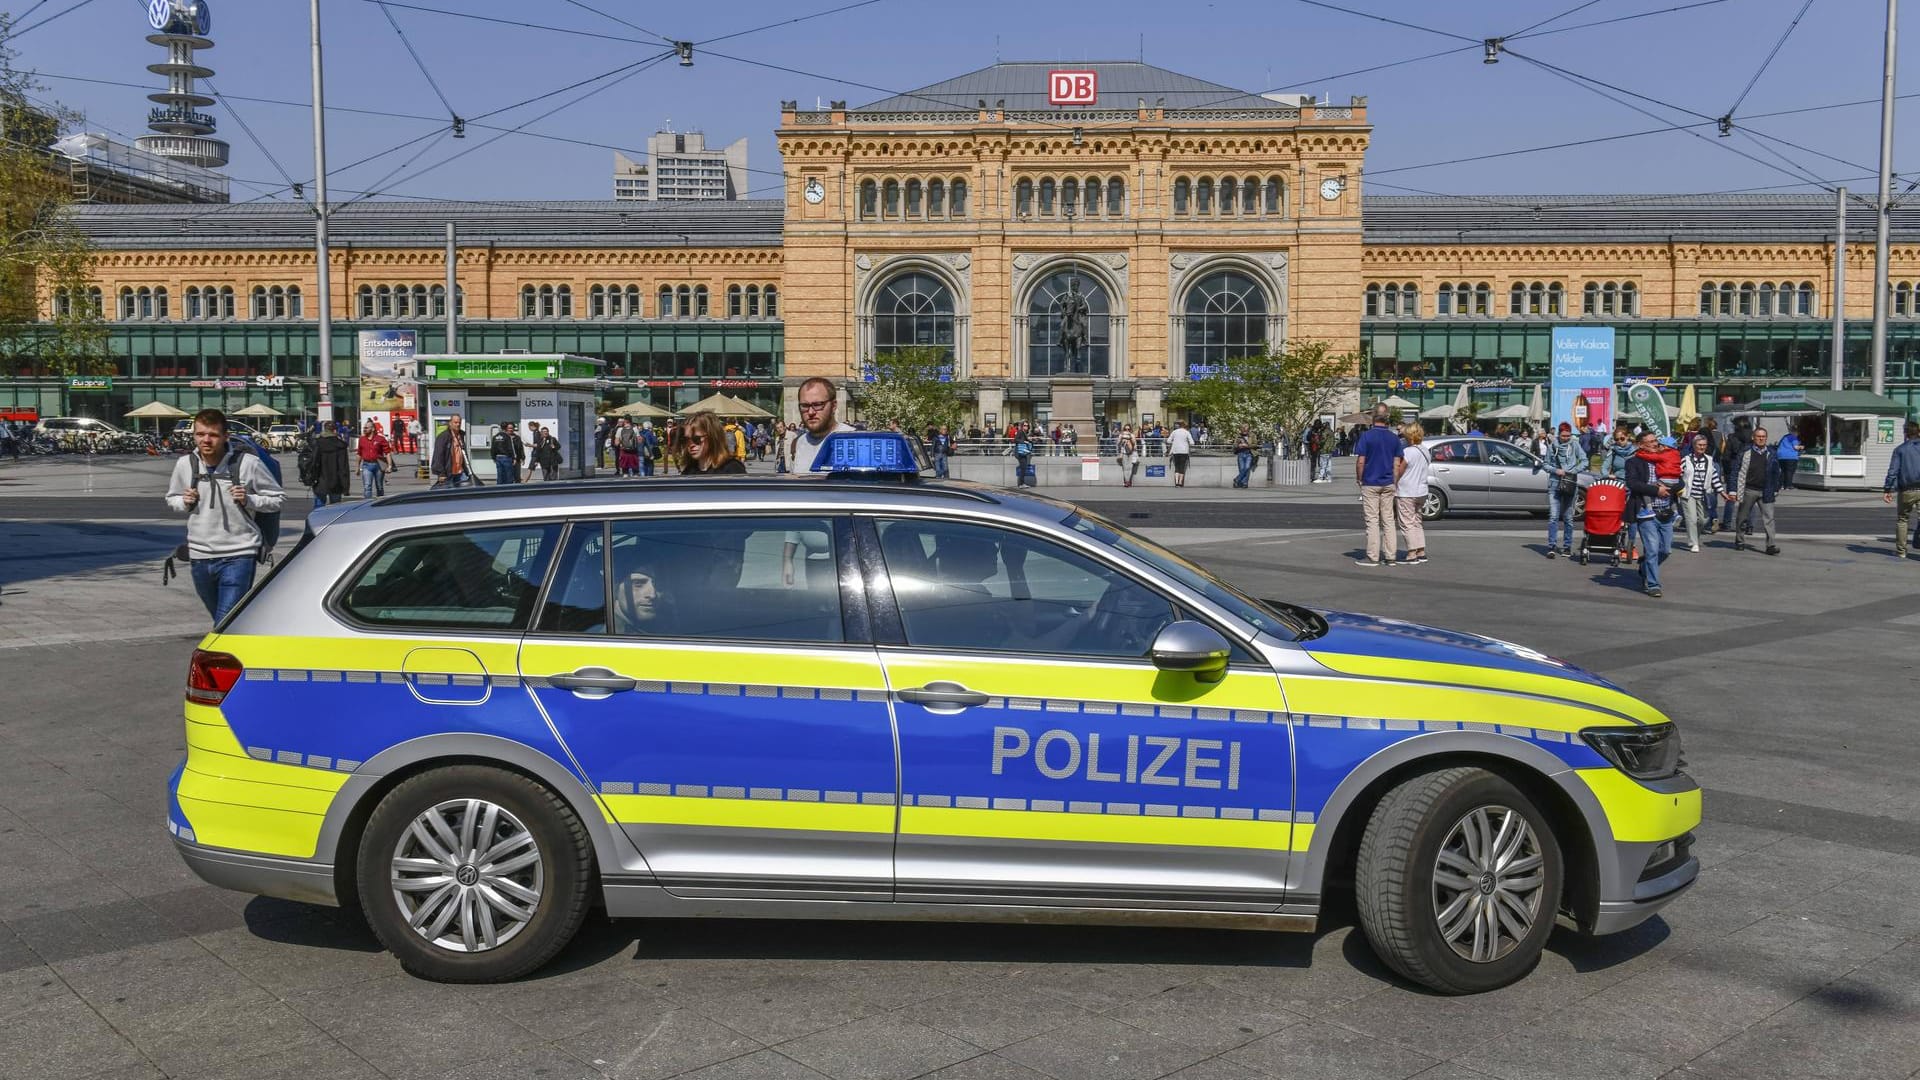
xmin=1 ymin=462 xmax=1917 ymax=1080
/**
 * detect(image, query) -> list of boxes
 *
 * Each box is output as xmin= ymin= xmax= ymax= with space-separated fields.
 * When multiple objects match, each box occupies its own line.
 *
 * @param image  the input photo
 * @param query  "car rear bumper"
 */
xmin=172 ymin=835 xmax=340 ymax=907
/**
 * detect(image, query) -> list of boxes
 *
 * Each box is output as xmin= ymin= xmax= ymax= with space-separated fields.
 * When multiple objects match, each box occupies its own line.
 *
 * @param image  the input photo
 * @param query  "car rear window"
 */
xmin=339 ymin=523 xmax=560 ymax=631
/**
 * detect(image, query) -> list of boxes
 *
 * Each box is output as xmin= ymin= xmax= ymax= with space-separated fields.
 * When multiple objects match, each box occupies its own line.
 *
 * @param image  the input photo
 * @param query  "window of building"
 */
xmin=1699 ymin=283 xmax=1714 ymax=316
xmin=56 ymin=286 xmax=103 ymax=318
xmin=1719 ymin=282 xmax=1736 ymax=316
xmin=1473 ymin=283 xmax=1491 ymax=315
xmin=694 ymin=285 xmax=708 ymax=317
xmin=185 ymin=286 xmax=202 ymax=320
xmin=1265 ymin=176 xmax=1283 ymax=214
xmin=727 ymin=284 xmax=743 ymax=318
xmin=1173 ymin=177 xmax=1190 ymax=215
xmin=882 ymin=179 xmax=900 ymax=217
xmin=1027 ymin=269 xmax=1111 ymax=378
xmin=1039 ymin=177 xmax=1056 ymax=215
xmin=1797 ymin=282 xmax=1816 ymax=316
xmin=929 ymin=179 xmax=945 ymax=217
xmin=1218 ymin=176 xmax=1236 ymax=215
xmin=906 ymin=179 xmax=923 ymax=217
xmin=659 ymin=285 xmax=674 ymax=317
xmin=1196 ymin=178 xmax=1213 ymax=215
xmin=950 ymin=178 xmax=968 ymax=216
xmin=1107 ymin=176 xmax=1125 ymax=216
xmin=676 ymin=285 xmax=692 ymax=317
xmin=1898 ymin=282 xmax=1915 ymax=316
xmin=874 ymin=518 xmax=1174 ymax=658
xmin=1084 ymin=177 xmax=1100 ymax=216
xmin=521 ymin=285 xmax=537 ymax=318
xmin=1183 ymin=270 xmax=1268 ymax=374
xmin=859 ymin=180 xmax=877 ymax=219
xmin=1242 ymin=176 xmax=1258 ymax=214
xmin=121 ymin=286 xmax=167 ymax=320
xmin=1739 ymin=282 xmax=1755 ymax=316
xmin=1016 ymin=178 xmax=1033 ymax=216
xmin=1437 ymin=283 xmax=1454 ymax=316
xmin=339 ymin=524 xmax=560 ymax=631
xmin=289 ymin=285 xmax=305 ymax=318
xmin=763 ymin=285 xmax=778 ymax=318
xmin=1062 ymin=178 xmax=1078 ymax=215
xmin=872 ymin=270 xmax=955 ymax=359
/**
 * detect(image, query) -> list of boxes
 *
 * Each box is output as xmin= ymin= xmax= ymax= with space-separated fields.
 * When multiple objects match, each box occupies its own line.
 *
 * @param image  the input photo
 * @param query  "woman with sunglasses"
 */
xmin=680 ymin=413 xmax=747 ymax=475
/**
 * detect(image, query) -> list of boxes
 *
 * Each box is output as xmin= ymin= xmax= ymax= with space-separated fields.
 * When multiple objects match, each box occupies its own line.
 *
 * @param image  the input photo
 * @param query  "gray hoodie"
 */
xmin=165 ymin=448 xmax=285 ymax=559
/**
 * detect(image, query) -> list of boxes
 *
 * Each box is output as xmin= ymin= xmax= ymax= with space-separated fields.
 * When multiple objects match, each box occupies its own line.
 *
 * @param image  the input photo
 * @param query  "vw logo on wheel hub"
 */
xmin=455 ymin=864 xmax=479 ymax=886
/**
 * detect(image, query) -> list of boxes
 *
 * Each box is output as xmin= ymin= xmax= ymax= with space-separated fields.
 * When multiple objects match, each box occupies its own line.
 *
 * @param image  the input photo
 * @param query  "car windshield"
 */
xmin=1066 ymin=510 xmax=1308 ymax=640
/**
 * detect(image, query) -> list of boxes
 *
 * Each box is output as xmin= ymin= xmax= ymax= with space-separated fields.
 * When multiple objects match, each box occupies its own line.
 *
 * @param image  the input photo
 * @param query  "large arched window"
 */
xmin=1183 ymin=270 xmax=1268 ymax=375
xmin=871 ymin=271 xmax=955 ymax=359
xmin=1027 ymin=268 xmax=1111 ymax=377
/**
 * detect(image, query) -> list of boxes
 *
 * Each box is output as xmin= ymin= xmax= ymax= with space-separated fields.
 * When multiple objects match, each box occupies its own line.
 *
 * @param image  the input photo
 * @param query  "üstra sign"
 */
xmin=1049 ymin=70 xmax=1098 ymax=106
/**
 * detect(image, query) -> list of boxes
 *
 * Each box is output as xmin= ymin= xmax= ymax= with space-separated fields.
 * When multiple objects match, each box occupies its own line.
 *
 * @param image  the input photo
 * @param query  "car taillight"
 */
xmin=187 ymin=649 xmax=243 ymax=705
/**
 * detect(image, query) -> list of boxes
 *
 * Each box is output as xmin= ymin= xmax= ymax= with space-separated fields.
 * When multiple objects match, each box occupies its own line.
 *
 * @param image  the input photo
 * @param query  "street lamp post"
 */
xmin=309 ymin=0 xmax=334 ymax=422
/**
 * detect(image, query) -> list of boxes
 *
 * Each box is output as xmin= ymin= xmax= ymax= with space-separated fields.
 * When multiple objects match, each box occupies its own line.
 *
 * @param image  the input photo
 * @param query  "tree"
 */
xmin=1164 ymin=339 xmax=1358 ymax=439
xmin=0 ymin=16 xmax=108 ymax=378
xmin=851 ymin=346 xmax=974 ymax=435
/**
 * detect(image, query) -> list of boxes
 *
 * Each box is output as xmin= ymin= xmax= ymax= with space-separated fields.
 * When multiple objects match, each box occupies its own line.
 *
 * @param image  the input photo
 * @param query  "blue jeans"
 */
xmin=191 ymin=555 xmax=256 ymax=622
xmin=494 ymin=454 xmax=514 ymax=484
xmin=640 ymin=454 xmax=654 ymax=477
xmin=312 ymin=491 xmax=341 ymax=509
xmin=1637 ymin=515 xmax=1674 ymax=591
xmin=361 ymin=460 xmax=384 ymax=499
xmin=1015 ymin=455 xmax=1034 ymax=486
xmin=1547 ymin=485 xmax=1577 ymax=549
xmin=1315 ymin=453 xmax=1334 ymax=481
xmin=934 ymin=454 xmax=949 ymax=479
xmin=1234 ymin=450 xmax=1253 ymax=487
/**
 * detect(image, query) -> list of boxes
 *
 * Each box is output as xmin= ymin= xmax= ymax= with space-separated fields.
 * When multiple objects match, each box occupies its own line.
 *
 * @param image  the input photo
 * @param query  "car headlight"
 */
xmin=1581 ymin=724 xmax=1684 ymax=781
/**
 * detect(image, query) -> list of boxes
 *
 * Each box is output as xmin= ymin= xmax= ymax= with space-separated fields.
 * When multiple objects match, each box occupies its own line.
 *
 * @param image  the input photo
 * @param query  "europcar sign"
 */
xmin=1048 ymin=70 xmax=1098 ymax=106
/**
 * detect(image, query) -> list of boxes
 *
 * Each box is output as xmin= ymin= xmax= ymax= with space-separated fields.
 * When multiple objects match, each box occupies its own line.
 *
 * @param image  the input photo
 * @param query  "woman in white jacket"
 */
xmin=1679 ymin=432 xmax=1731 ymax=552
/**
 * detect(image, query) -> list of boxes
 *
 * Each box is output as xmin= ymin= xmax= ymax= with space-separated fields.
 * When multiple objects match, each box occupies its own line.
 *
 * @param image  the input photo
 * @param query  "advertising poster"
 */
xmin=358 ymin=329 xmax=418 ymax=436
xmin=1622 ymin=381 xmax=1671 ymax=440
xmin=1550 ymin=326 xmax=1615 ymax=433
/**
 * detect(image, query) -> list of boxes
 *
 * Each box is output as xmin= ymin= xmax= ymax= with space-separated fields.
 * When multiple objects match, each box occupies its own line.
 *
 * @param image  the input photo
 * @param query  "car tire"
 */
xmin=1420 ymin=489 xmax=1448 ymax=521
xmin=356 ymin=765 xmax=593 ymax=983
xmin=1355 ymin=766 xmax=1563 ymax=995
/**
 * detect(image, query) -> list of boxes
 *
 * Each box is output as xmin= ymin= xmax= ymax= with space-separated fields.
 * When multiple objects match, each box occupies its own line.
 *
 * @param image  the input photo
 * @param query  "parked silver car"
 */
xmin=1418 ymin=436 xmax=1595 ymax=520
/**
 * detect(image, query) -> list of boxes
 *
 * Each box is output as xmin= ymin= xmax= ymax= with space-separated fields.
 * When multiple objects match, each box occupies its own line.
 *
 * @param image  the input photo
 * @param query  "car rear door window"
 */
xmin=554 ymin=516 xmax=847 ymax=643
xmin=1429 ymin=441 xmax=1482 ymax=464
xmin=875 ymin=518 xmax=1176 ymax=658
xmin=340 ymin=523 xmax=560 ymax=631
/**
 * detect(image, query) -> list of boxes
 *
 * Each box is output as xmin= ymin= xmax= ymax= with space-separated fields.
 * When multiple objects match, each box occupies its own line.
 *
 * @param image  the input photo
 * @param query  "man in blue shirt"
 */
xmin=1354 ymin=406 xmax=1404 ymax=567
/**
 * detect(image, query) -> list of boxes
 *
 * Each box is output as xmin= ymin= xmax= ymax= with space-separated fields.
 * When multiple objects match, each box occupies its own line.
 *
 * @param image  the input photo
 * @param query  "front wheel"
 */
xmin=356 ymin=766 xmax=593 ymax=982
xmin=1355 ymin=767 xmax=1563 ymax=994
xmin=1420 ymin=489 xmax=1448 ymax=521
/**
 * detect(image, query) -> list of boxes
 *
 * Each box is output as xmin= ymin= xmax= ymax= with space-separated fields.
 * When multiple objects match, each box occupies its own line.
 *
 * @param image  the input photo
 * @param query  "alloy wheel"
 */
xmin=390 ymin=798 xmax=545 ymax=953
xmin=1431 ymin=805 xmax=1546 ymax=963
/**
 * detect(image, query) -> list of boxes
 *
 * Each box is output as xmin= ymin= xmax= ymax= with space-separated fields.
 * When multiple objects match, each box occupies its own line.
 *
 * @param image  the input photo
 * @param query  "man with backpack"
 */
xmin=165 ymin=408 xmax=284 ymax=622
xmin=613 ymin=417 xmax=641 ymax=476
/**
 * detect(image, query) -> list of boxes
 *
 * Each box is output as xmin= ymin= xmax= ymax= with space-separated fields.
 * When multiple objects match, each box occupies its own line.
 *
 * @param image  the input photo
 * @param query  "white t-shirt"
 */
xmin=1168 ymin=428 xmax=1194 ymax=455
xmin=1395 ymin=444 xmax=1431 ymax=498
xmin=785 ymin=422 xmax=854 ymax=472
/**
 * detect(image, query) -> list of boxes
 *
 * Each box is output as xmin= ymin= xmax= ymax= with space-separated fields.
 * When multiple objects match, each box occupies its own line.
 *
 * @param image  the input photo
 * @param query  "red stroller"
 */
xmin=1578 ymin=478 xmax=1632 ymax=566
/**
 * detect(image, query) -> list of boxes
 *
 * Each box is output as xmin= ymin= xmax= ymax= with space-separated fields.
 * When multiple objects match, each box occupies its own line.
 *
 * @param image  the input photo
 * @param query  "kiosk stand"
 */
xmin=416 ymin=353 xmax=603 ymax=481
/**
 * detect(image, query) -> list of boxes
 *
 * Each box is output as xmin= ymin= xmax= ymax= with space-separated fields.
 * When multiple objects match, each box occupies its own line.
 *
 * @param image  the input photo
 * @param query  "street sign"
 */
xmin=1758 ymin=388 xmax=1807 ymax=406
xmin=66 ymin=376 xmax=112 ymax=391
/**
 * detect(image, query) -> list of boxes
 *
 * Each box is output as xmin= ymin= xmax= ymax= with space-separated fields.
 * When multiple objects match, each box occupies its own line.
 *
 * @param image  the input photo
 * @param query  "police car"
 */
xmin=170 ymin=432 xmax=1698 ymax=994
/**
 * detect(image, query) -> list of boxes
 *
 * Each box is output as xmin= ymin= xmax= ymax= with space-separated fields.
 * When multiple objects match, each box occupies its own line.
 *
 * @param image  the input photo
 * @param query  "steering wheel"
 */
xmin=1078 ymin=582 xmax=1169 ymax=656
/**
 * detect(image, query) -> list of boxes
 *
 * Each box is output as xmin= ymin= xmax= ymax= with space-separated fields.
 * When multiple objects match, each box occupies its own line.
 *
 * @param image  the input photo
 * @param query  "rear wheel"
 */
xmin=1420 ymin=489 xmax=1448 ymax=521
xmin=1355 ymin=767 xmax=1563 ymax=994
xmin=356 ymin=766 xmax=593 ymax=982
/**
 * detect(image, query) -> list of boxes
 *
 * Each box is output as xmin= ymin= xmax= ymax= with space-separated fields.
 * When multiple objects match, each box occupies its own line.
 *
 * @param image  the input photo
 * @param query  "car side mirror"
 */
xmin=1150 ymin=621 xmax=1231 ymax=683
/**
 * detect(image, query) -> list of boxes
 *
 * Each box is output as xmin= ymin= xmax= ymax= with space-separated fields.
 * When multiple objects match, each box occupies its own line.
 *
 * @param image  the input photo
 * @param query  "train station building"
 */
xmin=15 ymin=61 xmax=1920 ymax=426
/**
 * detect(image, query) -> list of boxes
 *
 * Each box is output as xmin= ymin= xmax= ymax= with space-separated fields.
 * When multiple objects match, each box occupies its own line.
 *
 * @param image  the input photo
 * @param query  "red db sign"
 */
xmin=1048 ymin=70 xmax=1098 ymax=106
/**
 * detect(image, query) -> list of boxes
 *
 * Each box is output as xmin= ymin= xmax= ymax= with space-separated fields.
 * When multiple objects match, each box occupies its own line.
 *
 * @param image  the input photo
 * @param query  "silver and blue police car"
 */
xmin=170 ymin=431 xmax=1698 ymax=994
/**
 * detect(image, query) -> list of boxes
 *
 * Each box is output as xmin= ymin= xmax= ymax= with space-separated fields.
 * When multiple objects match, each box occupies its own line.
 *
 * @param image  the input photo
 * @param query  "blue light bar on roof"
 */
xmin=810 ymin=431 xmax=927 ymax=477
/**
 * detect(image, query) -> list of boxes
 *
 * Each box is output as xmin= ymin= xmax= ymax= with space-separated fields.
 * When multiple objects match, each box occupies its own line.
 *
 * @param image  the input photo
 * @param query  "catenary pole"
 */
xmin=445 ymin=222 xmax=457 ymax=352
xmin=310 ymin=0 xmax=334 ymax=422
xmin=1833 ymin=186 xmax=1847 ymax=393
xmin=1871 ymin=0 xmax=1897 ymax=398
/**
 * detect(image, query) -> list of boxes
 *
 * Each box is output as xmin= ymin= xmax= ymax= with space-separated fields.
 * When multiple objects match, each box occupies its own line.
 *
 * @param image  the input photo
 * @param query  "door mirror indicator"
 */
xmin=1149 ymin=621 xmax=1231 ymax=683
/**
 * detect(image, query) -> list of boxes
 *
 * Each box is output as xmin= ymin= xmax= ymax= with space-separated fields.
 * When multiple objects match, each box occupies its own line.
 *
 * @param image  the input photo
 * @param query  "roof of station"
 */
xmin=68 ymin=198 xmax=785 ymax=249
xmin=1362 ymin=194 xmax=1920 ymax=245
xmin=852 ymin=61 xmax=1285 ymax=114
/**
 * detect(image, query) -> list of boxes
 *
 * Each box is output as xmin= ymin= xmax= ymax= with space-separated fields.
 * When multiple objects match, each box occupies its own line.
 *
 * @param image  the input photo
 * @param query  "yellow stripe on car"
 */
xmin=1303 ymin=654 xmax=1668 ymax=727
xmin=1575 ymin=768 xmax=1702 ymax=842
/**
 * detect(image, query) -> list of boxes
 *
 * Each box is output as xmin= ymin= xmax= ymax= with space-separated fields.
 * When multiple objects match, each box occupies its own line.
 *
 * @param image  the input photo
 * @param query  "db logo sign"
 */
xmin=1048 ymin=70 xmax=1098 ymax=106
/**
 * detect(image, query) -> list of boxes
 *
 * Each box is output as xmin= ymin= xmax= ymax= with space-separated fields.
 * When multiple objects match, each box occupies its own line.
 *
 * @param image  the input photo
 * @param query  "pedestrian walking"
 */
xmin=1623 ymin=430 xmax=1678 ymax=597
xmin=1010 ymin=423 xmax=1037 ymax=487
xmin=1718 ymin=417 xmax=1754 ymax=533
xmin=1776 ymin=428 xmax=1802 ymax=489
xmin=1117 ymin=425 xmax=1140 ymax=487
xmin=1732 ymin=427 xmax=1783 ymax=555
xmin=612 ymin=418 xmax=641 ymax=476
xmin=639 ymin=421 xmax=658 ymax=477
xmin=1394 ymin=422 xmax=1430 ymax=564
xmin=296 ymin=420 xmax=348 ymax=509
xmin=1542 ymin=422 xmax=1585 ymax=559
xmin=1885 ymin=420 xmax=1920 ymax=559
xmin=429 ymin=415 xmax=476 ymax=488
xmin=1680 ymin=433 xmax=1731 ymax=552
xmin=0 ymin=418 xmax=15 ymax=462
xmin=594 ymin=416 xmax=610 ymax=469
xmin=1168 ymin=421 xmax=1194 ymax=487
xmin=165 ymin=408 xmax=284 ymax=622
xmin=489 ymin=423 xmax=518 ymax=485
xmin=1232 ymin=426 xmax=1255 ymax=488
xmin=357 ymin=420 xmax=391 ymax=499
xmin=930 ymin=425 xmax=952 ymax=479
xmin=532 ymin=424 xmax=562 ymax=481
xmin=1353 ymin=406 xmax=1401 ymax=567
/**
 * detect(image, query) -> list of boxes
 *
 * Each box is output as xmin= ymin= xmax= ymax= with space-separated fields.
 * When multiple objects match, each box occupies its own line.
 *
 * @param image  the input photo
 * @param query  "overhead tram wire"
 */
xmin=203 ymin=78 xmax=308 ymax=200
xmin=337 ymin=48 xmax=677 ymax=204
xmin=335 ymin=128 xmax=452 ymax=210
xmin=6 ymin=0 xmax=103 ymax=38
xmin=1725 ymin=0 xmax=1815 ymax=120
xmin=10 ymin=0 xmax=55 ymax=24
xmin=374 ymin=1 xmax=461 ymax=122
xmin=694 ymin=0 xmax=894 ymax=47
xmin=1285 ymin=0 xmax=1482 ymax=44
xmin=353 ymin=1 xmax=662 ymax=47
xmin=1505 ymin=0 xmax=1608 ymax=40
xmin=554 ymin=0 xmax=674 ymax=45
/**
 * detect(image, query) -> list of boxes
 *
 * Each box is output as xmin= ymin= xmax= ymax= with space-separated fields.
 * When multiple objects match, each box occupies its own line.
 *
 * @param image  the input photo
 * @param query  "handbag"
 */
xmin=1555 ymin=475 xmax=1577 ymax=500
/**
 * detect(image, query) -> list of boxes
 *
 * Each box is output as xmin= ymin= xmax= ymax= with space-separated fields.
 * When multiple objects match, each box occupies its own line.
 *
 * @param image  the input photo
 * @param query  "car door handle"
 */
xmin=547 ymin=667 xmax=637 ymax=693
xmin=897 ymin=682 xmax=990 ymax=708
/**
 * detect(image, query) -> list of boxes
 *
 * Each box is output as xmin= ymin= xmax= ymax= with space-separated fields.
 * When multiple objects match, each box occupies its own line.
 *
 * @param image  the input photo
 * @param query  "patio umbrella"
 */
xmin=1483 ymin=403 xmax=1532 ymax=421
xmin=232 ymin=403 xmax=282 ymax=418
xmin=721 ymin=394 xmax=774 ymax=420
xmin=1418 ymin=404 xmax=1459 ymax=421
xmin=1677 ymin=385 xmax=1699 ymax=429
xmin=610 ymin=400 xmax=672 ymax=419
xmin=124 ymin=400 xmax=187 ymax=433
xmin=1382 ymin=395 xmax=1418 ymax=410
xmin=1527 ymin=384 xmax=1546 ymax=423
xmin=680 ymin=392 xmax=740 ymax=416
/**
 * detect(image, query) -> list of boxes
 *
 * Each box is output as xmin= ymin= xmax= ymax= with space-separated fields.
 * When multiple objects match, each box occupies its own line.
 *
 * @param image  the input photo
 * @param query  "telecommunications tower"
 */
xmin=135 ymin=0 xmax=229 ymax=170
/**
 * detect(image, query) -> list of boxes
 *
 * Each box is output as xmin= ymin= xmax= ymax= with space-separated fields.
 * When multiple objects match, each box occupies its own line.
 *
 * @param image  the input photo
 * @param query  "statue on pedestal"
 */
xmin=1056 ymin=275 xmax=1089 ymax=374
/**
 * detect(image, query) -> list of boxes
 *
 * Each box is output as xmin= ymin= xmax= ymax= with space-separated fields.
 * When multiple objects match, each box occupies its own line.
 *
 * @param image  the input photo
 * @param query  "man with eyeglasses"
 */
xmin=785 ymin=376 xmax=851 ymax=472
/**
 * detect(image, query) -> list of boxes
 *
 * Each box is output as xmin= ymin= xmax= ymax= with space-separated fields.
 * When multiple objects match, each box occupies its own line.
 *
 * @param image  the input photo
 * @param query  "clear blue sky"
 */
xmin=8 ymin=0 xmax=1919 ymax=204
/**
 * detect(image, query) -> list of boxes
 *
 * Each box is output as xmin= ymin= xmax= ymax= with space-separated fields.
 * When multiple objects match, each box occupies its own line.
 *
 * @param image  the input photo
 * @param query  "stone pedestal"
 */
xmin=976 ymin=386 xmax=1005 ymax=433
xmin=1050 ymin=378 xmax=1096 ymax=452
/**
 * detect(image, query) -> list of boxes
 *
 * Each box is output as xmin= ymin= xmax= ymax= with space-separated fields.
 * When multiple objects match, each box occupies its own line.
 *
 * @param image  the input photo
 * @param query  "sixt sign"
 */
xmin=1048 ymin=70 xmax=1098 ymax=106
